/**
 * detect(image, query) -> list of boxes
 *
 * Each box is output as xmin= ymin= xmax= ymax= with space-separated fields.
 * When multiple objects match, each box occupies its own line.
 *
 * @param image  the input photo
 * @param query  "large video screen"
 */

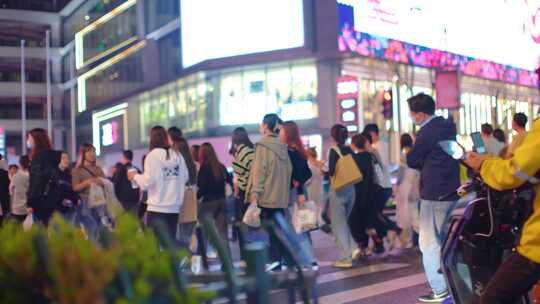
xmin=180 ymin=0 xmax=305 ymax=68
xmin=337 ymin=0 xmax=539 ymax=71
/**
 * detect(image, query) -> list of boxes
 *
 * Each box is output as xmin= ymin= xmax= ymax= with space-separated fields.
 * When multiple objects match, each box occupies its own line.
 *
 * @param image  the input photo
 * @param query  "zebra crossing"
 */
xmin=209 ymin=231 xmax=430 ymax=303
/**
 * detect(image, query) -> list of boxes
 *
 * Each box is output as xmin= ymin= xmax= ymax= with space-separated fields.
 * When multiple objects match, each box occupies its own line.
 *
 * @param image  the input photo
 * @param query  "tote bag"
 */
xmin=330 ymin=147 xmax=363 ymax=192
xmin=179 ymin=186 xmax=198 ymax=224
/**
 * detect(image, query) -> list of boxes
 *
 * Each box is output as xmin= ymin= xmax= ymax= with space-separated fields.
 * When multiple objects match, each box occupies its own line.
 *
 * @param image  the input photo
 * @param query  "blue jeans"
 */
xmin=330 ymin=186 xmax=357 ymax=261
xmin=419 ymin=200 xmax=455 ymax=294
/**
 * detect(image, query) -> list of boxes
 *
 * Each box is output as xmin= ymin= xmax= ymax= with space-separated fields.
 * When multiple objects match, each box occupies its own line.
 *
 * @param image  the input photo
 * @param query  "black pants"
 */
xmin=480 ymin=251 xmax=540 ymax=304
xmin=371 ymin=187 xmax=398 ymax=237
xmin=259 ymin=207 xmax=285 ymax=264
xmin=146 ymin=211 xmax=179 ymax=247
xmin=348 ymin=197 xmax=371 ymax=248
xmin=198 ymin=199 xmax=229 ymax=257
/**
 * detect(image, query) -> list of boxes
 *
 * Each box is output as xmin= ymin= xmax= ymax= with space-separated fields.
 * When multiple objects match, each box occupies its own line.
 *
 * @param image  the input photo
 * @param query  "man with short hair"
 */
xmin=8 ymin=164 xmax=18 ymax=181
xmin=481 ymin=123 xmax=505 ymax=156
xmin=363 ymin=123 xmax=390 ymax=167
xmin=112 ymin=150 xmax=140 ymax=211
xmin=406 ymin=93 xmax=460 ymax=303
xmin=506 ymin=113 xmax=528 ymax=158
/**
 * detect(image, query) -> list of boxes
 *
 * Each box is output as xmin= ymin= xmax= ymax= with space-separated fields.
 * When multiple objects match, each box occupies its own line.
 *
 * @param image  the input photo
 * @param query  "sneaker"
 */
xmin=311 ymin=262 xmax=319 ymax=271
xmin=352 ymin=248 xmax=366 ymax=262
xmin=417 ymin=290 xmax=450 ymax=303
xmin=207 ymin=251 xmax=218 ymax=259
xmin=333 ymin=259 xmax=353 ymax=269
xmin=265 ymin=261 xmax=281 ymax=272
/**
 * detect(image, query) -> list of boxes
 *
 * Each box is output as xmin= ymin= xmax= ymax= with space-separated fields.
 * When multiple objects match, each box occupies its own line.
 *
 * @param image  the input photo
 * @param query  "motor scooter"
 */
xmin=438 ymin=140 xmax=534 ymax=304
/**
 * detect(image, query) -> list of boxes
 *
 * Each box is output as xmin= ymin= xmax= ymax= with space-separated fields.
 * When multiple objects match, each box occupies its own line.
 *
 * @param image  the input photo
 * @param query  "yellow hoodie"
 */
xmin=481 ymin=118 xmax=540 ymax=263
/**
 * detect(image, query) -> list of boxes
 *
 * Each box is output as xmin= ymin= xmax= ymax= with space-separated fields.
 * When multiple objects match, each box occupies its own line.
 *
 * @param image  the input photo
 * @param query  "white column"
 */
xmin=21 ymin=40 xmax=27 ymax=152
xmin=46 ymin=30 xmax=53 ymax=140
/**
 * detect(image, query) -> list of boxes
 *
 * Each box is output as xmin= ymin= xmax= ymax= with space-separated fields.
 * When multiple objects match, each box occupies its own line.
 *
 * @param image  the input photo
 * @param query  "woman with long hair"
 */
xmin=326 ymin=124 xmax=357 ymax=268
xmin=72 ymin=143 xmax=107 ymax=236
xmin=280 ymin=120 xmax=317 ymax=269
xmin=196 ymin=142 xmax=232 ymax=255
xmin=168 ymin=126 xmax=198 ymax=250
xmin=26 ymin=128 xmax=62 ymax=226
xmin=129 ymin=126 xmax=188 ymax=244
xmin=246 ymin=113 xmax=292 ymax=271
xmin=230 ymin=127 xmax=255 ymax=252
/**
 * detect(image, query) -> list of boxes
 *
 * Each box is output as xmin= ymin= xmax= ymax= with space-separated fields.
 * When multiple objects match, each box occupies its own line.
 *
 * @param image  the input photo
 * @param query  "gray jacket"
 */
xmin=246 ymin=135 xmax=292 ymax=209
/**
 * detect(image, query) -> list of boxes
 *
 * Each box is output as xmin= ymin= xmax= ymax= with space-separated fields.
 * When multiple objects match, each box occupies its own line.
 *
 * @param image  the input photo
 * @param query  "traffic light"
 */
xmin=381 ymin=89 xmax=393 ymax=119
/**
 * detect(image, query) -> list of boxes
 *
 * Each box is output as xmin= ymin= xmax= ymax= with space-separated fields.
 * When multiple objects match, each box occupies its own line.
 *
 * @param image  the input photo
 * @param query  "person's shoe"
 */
xmin=417 ymin=290 xmax=450 ymax=303
xmin=352 ymin=248 xmax=366 ymax=262
xmin=320 ymin=224 xmax=332 ymax=234
xmin=207 ymin=250 xmax=218 ymax=259
xmin=311 ymin=262 xmax=320 ymax=271
xmin=332 ymin=259 xmax=353 ymax=269
xmin=265 ymin=261 xmax=281 ymax=272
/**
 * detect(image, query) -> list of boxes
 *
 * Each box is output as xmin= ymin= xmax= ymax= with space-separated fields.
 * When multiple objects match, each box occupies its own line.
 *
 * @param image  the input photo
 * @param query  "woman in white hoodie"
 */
xmin=129 ymin=126 xmax=188 ymax=243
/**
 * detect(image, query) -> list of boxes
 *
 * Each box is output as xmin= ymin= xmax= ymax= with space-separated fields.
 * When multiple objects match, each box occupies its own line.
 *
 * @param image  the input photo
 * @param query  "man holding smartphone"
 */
xmin=406 ymin=93 xmax=461 ymax=303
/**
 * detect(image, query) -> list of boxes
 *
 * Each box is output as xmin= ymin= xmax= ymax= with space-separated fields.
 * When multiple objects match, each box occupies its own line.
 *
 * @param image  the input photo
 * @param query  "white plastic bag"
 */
xmin=292 ymin=201 xmax=318 ymax=233
xmin=88 ymin=183 xmax=106 ymax=209
xmin=22 ymin=214 xmax=33 ymax=231
xmin=242 ymin=203 xmax=261 ymax=228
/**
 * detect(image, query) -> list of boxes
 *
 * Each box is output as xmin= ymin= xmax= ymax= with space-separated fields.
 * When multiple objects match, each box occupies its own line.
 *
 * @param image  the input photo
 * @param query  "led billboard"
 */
xmin=337 ymin=0 xmax=539 ymax=86
xmin=180 ymin=0 xmax=305 ymax=68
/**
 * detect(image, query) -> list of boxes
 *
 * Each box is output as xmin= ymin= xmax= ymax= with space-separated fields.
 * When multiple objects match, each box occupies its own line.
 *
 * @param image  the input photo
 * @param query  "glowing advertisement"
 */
xmin=337 ymin=0 xmax=539 ymax=86
xmin=180 ymin=0 xmax=305 ymax=68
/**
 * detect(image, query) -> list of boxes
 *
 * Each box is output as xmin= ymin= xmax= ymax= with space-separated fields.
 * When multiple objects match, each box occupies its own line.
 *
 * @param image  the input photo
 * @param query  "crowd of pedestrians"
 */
xmin=0 ymin=91 xmax=534 ymax=303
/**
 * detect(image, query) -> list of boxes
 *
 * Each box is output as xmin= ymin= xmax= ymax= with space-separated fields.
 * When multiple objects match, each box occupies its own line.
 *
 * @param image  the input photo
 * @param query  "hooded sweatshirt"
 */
xmin=407 ymin=116 xmax=460 ymax=201
xmin=134 ymin=148 xmax=188 ymax=213
xmin=246 ymin=134 xmax=292 ymax=209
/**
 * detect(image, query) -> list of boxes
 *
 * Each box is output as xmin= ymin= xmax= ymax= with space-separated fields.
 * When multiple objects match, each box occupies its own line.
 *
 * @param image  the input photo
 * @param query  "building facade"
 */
xmin=0 ymin=1 xmax=68 ymax=164
xmin=60 ymin=0 xmax=540 ymax=170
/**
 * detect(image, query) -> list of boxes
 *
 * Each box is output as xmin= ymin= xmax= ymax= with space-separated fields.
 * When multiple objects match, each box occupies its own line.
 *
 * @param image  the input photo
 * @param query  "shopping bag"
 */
xmin=330 ymin=147 xmax=363 ymax=192
xmin=22 ymin=214 xmax=34 ymax=231
xmin=179 ymin=186 xmax=198 ymax=224
xmin=242 ymin=203 xmax=261 ymax=228
xmin=292 ymin=200 xmax=318 ymax=233
xmin=88 ymin=183 xmax=107 ymax=208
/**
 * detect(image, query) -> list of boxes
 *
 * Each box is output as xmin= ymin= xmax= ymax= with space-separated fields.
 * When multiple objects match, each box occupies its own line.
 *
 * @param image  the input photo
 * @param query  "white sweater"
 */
xmin=134 ymin=148 xmax=188 ymax=213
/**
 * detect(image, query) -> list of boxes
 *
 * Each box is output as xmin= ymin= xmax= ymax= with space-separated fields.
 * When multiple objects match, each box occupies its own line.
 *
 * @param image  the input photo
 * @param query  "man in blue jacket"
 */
xmin=406 ymin=93 xmax=460 ymax=303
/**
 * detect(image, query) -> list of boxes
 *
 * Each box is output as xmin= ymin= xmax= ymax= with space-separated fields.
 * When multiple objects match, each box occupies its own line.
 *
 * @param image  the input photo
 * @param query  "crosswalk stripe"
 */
xmin=315 ymin=273 xmax=427 ymax=304
xmin=211 ymin=263 xmax=413 ymax=304
xmin=316 ymin=263 xmax=409 ymax=284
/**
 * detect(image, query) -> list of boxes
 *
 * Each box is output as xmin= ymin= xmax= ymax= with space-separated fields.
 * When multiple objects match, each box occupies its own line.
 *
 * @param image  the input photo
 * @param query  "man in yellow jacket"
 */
xmin=467 ymin=117 xmax=540 ymax=304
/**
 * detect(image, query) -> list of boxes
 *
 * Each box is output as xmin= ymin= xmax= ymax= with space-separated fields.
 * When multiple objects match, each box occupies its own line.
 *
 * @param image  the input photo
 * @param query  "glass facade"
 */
xmin=158 ymin=29 xmax=181 ymax=81
xmin=144 ymin=0 xmax=179 ymax=33
xmin=125 ymin=62 xmax=318 ymax=145
xmin=78 ymin=2 xmax=137 ymax=68
xmin=360 ymin=79 xmax=537 ymax=138
xmin=0 ymin=98 xmax=44 ymax=119
xmin=62 ymin=0 xmax=129 ymax=44
xmin=78 ymin=41 xmax=146 ymax=111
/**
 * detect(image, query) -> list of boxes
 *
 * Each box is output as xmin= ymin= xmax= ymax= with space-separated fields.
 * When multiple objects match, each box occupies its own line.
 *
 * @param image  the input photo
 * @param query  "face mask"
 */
xmin=26 ymin=139 xmax=33 ymax=149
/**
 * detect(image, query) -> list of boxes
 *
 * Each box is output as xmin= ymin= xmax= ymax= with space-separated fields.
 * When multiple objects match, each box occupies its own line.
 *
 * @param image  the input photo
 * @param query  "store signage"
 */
xmin=336 ymin=75 xmax=359 ymax=133
xmin=0 ymin=127 xmax=4 ymax=157
xmin=435 ymin=71 xmax=460 ymax=109
xmin=101 ymin=120 xmax=119 ymax=147
xmin=337 ymin=0 xmax=539 ymax=87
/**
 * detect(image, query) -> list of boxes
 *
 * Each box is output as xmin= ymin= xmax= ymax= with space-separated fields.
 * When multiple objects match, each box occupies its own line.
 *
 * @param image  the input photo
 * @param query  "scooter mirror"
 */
xmin=439 ymin=140 xmax=465 ymax=160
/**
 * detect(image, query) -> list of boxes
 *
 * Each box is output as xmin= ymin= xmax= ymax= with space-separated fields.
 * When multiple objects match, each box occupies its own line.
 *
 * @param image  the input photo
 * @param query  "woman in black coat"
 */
xmin=26 ymin=128 xmax=62 ymax=226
